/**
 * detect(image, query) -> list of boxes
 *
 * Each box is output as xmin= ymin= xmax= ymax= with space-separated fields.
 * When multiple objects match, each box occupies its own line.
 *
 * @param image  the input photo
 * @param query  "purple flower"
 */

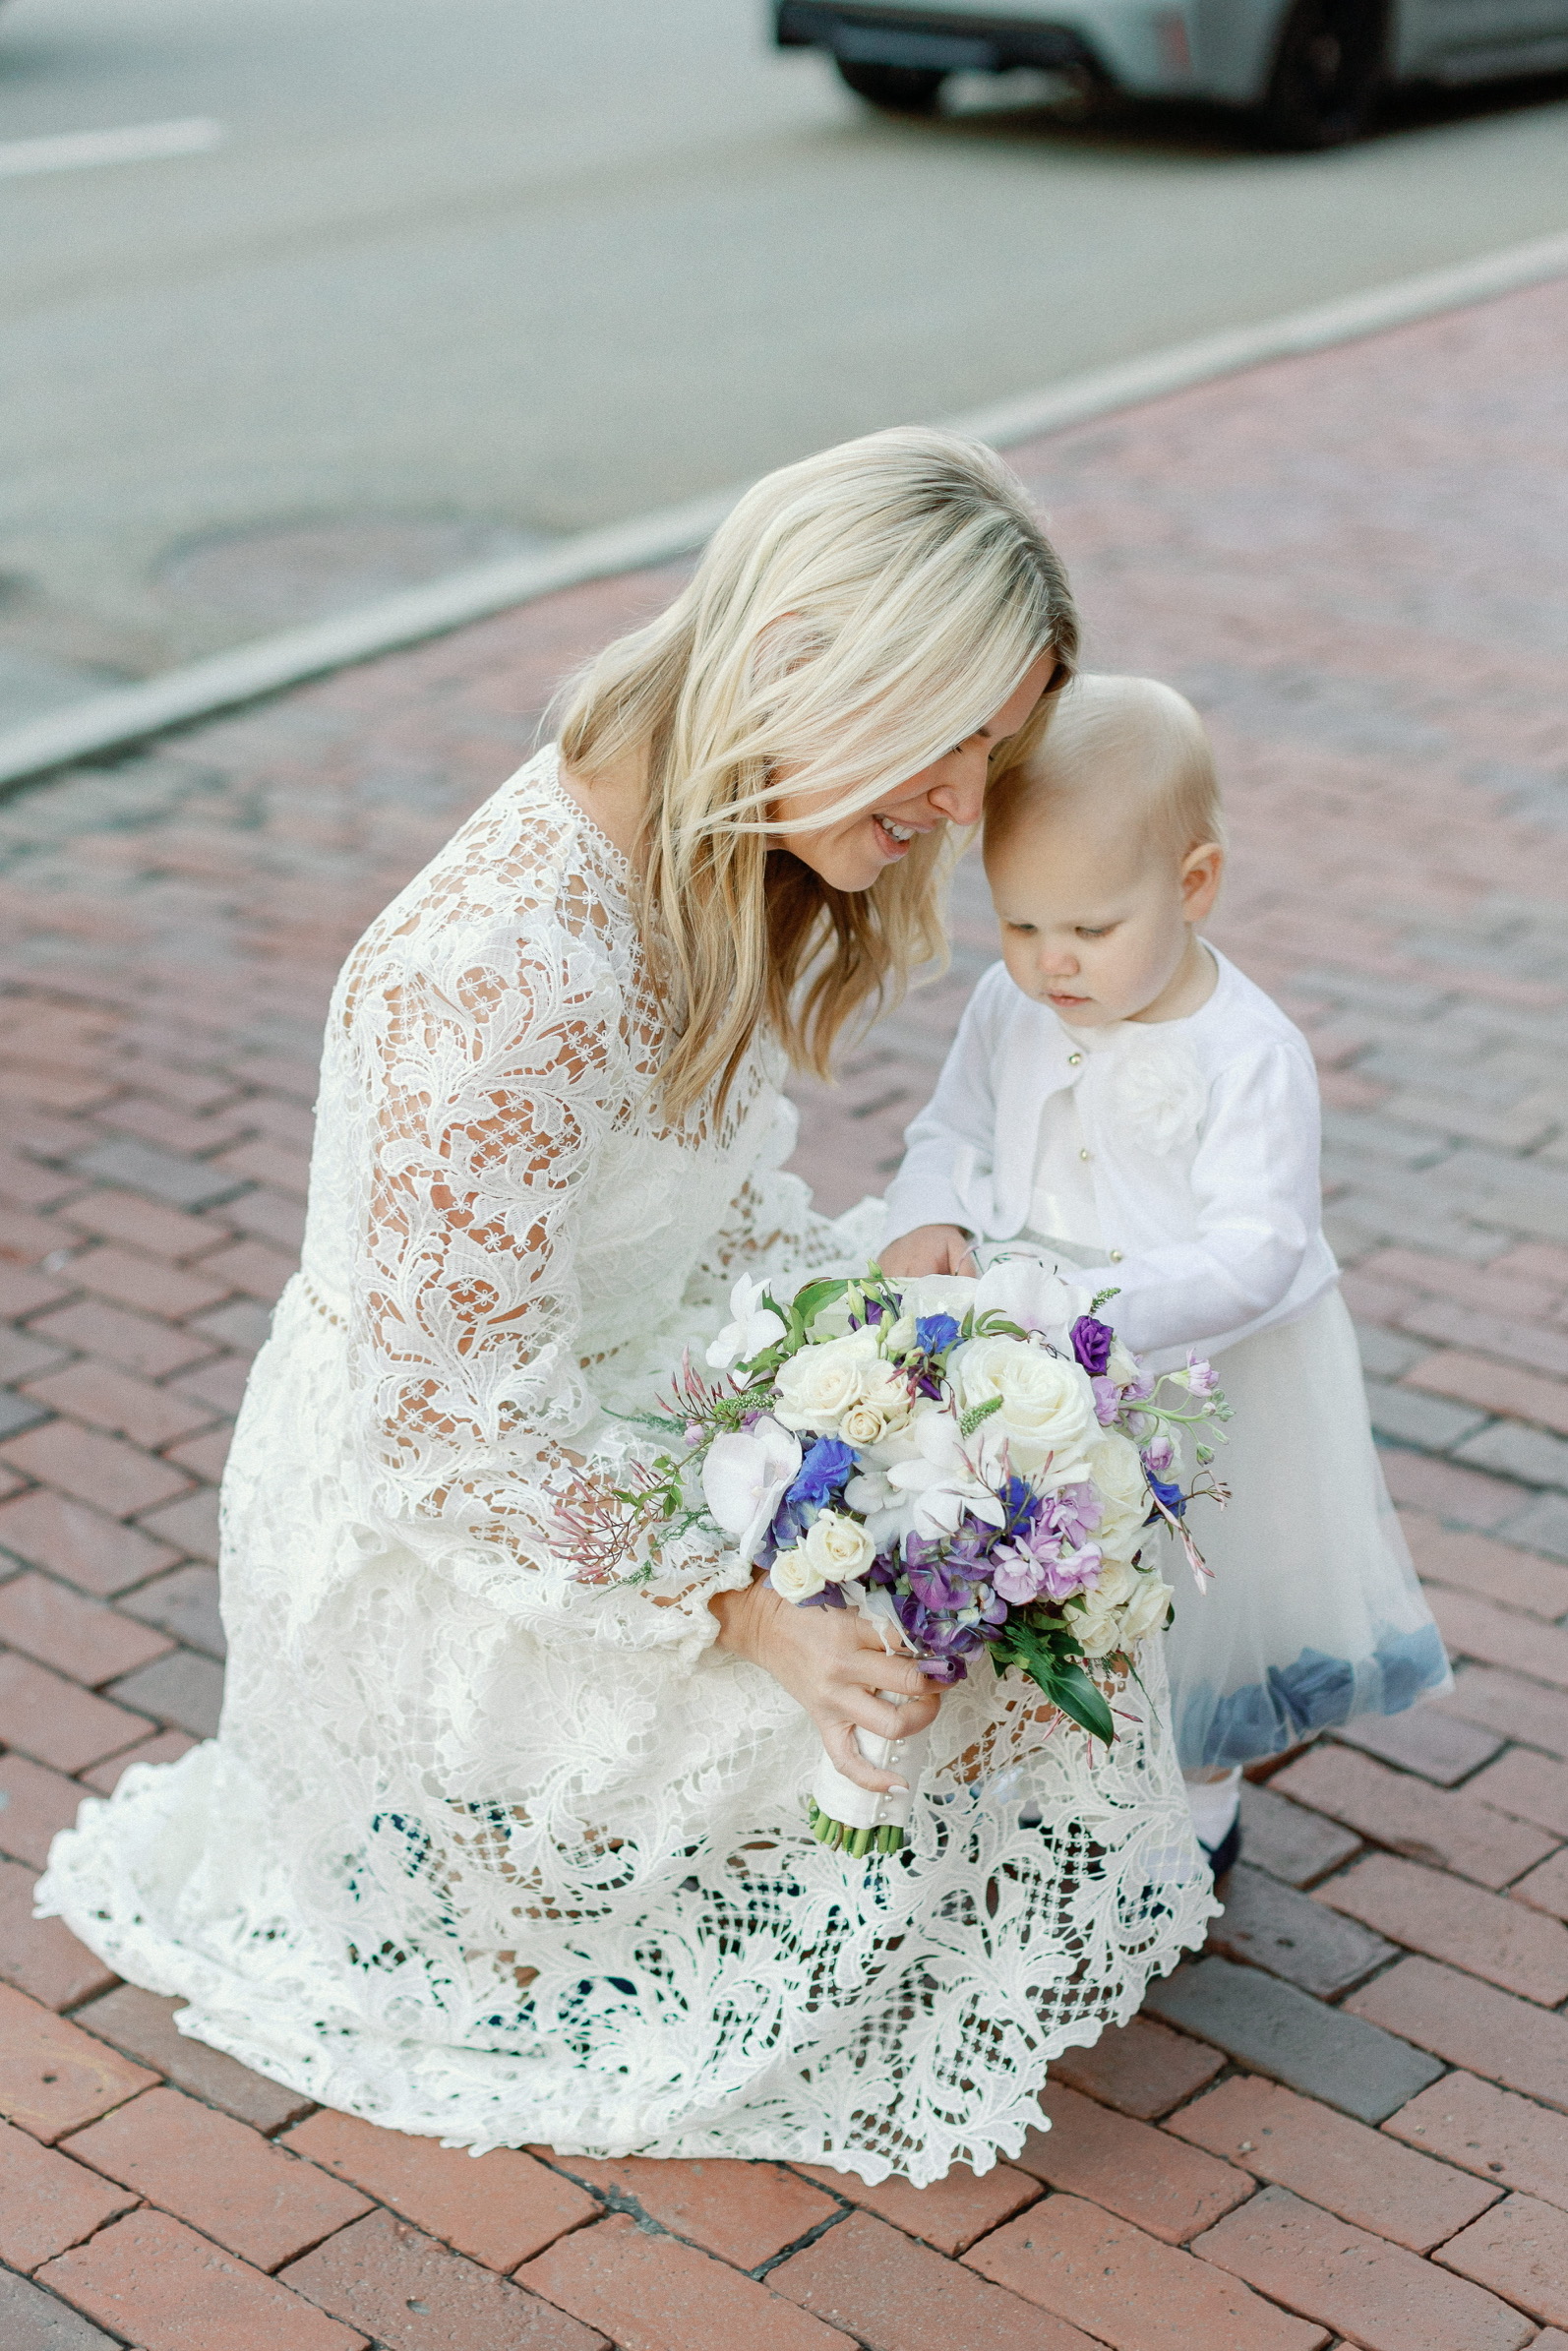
xmin=1070 ymin=1314 xmax=1115 ymax=1377
xmin=1186 ymin=1351 xmax=1219 ymax=1396
xmin=992 ymin=1545 xmax=1052 ymax=1604
xmin=1045 ymin=1481 xmax=1103 ymax=1548
xmin=993 ymin=1537 xmax=1103 ymax=1603
xmin=1142 ymin=1433 xmax=1175 ymax=1478
xmin=905 ymin=1559 xmax=969 ymax=1612
xmin=1091 ymin=1376 xmax=1120 ymax=1425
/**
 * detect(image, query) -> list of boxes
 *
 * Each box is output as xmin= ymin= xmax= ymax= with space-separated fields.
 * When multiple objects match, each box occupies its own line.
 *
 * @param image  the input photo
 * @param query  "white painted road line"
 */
xmin=0 ymin=118 xmax=225 ymax=181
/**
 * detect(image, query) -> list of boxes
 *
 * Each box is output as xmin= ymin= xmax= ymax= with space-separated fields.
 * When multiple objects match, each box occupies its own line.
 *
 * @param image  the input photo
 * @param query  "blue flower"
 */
xmin=1146 ymin=1474 xmax=1187 ymax=1520
xmin=785 ymin=1435 xmax=856 ymax=1509
xmin=915 ymin=1312 xmax=962 ymax=1357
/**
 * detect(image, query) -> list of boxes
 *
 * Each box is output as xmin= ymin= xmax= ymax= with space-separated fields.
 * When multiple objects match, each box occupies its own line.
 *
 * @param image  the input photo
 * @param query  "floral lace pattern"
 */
xmin=39 ymin=747 xmax=1215 ymax=2184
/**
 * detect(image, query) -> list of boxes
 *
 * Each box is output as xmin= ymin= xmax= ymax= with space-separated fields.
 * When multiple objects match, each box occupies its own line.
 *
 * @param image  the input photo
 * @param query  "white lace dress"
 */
xmin=39 ymin=747 xmax=1214 ymax=2184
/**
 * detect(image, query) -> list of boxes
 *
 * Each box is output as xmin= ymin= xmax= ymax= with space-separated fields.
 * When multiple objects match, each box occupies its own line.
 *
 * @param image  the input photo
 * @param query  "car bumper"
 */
xmin=774 ymin=0 xmax=1281 ymax=102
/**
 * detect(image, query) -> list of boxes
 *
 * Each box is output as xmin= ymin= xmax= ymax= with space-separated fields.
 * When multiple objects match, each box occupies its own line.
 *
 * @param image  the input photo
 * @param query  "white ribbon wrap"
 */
xmin=809 ymin=1584 xmax=933 ymax=1834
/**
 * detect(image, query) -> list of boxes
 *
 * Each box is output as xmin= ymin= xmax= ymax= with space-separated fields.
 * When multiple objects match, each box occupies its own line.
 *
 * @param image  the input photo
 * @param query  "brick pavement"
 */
xmin=2 ymin=272 xmax=1567 ymax=2345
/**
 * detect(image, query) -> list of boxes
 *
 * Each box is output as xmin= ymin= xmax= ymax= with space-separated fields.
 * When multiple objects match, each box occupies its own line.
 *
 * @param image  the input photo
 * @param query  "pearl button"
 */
xmin=1079 ymin=1147 xmax=1091 ymax=1161
xmin=1109 ymin=1249 xmax=1124 ymax=1262
xmin=1067 ymin=1051 xmax=1083 ymax=1065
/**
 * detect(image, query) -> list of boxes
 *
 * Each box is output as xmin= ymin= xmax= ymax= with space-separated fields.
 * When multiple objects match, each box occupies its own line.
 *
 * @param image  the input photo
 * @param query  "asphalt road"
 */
xmin=3 ymin=0 xmax=1568 ymax=719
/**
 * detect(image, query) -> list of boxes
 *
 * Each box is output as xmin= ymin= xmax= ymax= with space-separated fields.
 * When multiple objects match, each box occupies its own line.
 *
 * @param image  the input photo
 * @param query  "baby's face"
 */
xmin=985 ymin=816 xmax=1220 ymax=1026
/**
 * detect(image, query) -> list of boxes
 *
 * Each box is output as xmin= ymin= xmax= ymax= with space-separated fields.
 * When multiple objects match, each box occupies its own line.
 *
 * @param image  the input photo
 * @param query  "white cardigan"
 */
xmin=880 ymin=947 xmax=1338 ymax=1367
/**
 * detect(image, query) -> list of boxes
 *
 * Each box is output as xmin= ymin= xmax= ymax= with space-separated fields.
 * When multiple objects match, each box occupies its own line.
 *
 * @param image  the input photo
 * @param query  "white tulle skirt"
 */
xmin=1157 ymin=1288 xmax=1450 ymax=1771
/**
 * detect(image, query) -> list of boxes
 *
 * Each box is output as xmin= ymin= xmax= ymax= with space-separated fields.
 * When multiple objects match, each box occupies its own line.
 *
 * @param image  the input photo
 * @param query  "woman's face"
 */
xmin=771 ymin=652 xmax=1056 ymax=893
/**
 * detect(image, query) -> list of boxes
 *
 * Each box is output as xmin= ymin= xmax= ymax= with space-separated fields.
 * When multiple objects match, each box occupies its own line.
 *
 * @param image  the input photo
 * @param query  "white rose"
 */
xmin=839 ymin=1359 xmax=915 ymax=1448
xmin=1106 ymin=1337 xmax=1142 ymax=1391
xmin=800 ymin=1508 xmax=876 ymax=1585
xmin=949 ymin=1334 xmax=1098 ymax=1480
xmin=1087 ymin=1432 xmax=1152 ymax=1560
xmin=771 ymin=1543 xmax=828 ymax=1602
xmin=1119 ymin=1568 xmax=1174 ymax=1646
xmin=1072 ymin=1556 xmax=1135 ymax=1658
xmin=772 ymin=1329 xmax=880 ymax=1435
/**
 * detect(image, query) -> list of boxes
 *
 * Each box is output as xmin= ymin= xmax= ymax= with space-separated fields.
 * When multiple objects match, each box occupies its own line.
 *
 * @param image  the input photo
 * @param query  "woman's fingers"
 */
xmin=852 ymin=1688 xmax=940 ymax=1743
xmin=847 ymin=1645 xmax=934 ymax=1703
xmin=823 ymin=1717 xmax=912 ymax=1795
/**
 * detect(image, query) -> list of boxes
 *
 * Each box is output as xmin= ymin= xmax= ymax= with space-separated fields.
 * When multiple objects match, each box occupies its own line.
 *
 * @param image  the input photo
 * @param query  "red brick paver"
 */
xmin=5 ymin=268 xmax=1568 ymax=2347
xmin=287 ymin=2108 xmax=599 ymax=2270
xmin=518 ymin=2210 xmax=854 ymax=2350
xmin=966 ymin=2193 xmax=1330 ymax=2350
xmin=556 ymin=2150 xmax=840 ymax=2266
xmin=1167 ymin=2074 xmax=1500 ymax=2252
xmin=282 ymin=2208 xmax=609 ymax=2350
xmin=769 ymin=2207 xmax=1096 ymax=2351
xmin=1193 ymin=2184 xmax=1534 ymax=2351
xmin=1015 ymin=2083 xmax=1250 ymax=2243
xmin=36 ymin=2206 xmax=368 ymax=2350
xmin=793 ymin=2153 xmax=1040 ymax=2257
xmin=63 ymin=2084 xmax=373 ymax=2270
xmin=0 ymin=2117 xmax=137 ymax=2271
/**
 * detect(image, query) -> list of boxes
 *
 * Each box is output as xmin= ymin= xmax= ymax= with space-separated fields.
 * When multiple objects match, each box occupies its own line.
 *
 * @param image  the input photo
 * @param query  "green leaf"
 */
xmin=791 ymin=1277 xmax=850 ymax=1330
xmin=1089 ymin=1286 xmax=1121 ymax=1314
xmin=1038 ymin=1659 xmax=1116 ymax=1744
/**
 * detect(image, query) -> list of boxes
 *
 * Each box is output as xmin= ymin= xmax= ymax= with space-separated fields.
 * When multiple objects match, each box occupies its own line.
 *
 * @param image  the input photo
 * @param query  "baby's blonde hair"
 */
xmin=556 ymin=427 xmax=1076 ymax=1118
xmin=986 ymin=672 xmax=1224 ymax=866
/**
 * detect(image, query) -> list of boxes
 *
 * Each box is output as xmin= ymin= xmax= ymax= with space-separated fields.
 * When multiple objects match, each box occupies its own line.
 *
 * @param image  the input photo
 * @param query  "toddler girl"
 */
xmin=880 ymin=673 xmax=1449 ymax=1873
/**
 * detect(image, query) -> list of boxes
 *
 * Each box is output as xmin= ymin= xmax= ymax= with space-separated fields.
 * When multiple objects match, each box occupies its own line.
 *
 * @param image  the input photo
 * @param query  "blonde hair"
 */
xmin=555 ymin=427 xmax=1076 ymax=1118
xmin=986 ymin=672 xmax=1224 ymax=864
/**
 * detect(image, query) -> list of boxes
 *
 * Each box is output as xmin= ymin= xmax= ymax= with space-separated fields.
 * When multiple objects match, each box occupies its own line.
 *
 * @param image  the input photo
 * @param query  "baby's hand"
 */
xmin=879 ymin=1224 xmax=977 ymax=1278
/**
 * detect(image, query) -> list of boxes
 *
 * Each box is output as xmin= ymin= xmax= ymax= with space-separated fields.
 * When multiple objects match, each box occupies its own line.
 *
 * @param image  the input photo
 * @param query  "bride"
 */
xmin=41 ymin=428 xmax=1213 ymax=2184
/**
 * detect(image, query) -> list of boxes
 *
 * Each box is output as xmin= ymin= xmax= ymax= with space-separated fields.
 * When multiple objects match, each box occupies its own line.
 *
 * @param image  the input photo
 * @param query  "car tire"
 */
xmin=834 ymin=57 xmax=947 ymax=114
xmin=1255 ymin=0 xmax=1385 ymax=150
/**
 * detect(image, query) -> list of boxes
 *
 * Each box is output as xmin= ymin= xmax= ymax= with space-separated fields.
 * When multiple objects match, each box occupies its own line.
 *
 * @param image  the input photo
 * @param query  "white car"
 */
xmin=774 ymin=0 xmax=1568 ymax=147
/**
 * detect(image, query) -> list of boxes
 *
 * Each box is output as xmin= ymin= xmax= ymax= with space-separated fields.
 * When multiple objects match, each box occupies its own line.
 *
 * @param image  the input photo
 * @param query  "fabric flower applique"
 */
xmin=1108 ymin=1029 xmax=1206 ymax=1155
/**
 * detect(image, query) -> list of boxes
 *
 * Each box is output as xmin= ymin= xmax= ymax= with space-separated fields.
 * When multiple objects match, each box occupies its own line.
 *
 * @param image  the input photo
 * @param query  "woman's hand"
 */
xmin=710 ymin=1578 xmax=941 ymax=1793
xmin=879 ymin=1223 xmax=977 ymax=1278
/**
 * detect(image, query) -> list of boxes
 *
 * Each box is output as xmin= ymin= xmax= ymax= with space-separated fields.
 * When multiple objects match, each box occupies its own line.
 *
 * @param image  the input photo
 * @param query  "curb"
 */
xmin=4 ymin=223 xmax=1568 ymax=797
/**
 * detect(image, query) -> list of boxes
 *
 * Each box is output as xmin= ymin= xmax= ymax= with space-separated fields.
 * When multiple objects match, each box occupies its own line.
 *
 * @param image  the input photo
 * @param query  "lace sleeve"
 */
xmin=340 ymin=928 xmax=752 ymax=1654
xmin=687 ymin=1091 xmax=886 ymax=1302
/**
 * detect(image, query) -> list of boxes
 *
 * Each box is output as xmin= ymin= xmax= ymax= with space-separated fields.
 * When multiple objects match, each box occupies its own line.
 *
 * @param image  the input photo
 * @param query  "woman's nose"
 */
xmin=928 ymin=767 xmax=986 ymax=827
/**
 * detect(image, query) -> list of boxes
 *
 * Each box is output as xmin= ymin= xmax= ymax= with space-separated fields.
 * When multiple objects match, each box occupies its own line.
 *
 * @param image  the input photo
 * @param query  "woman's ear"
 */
xmin=1180 ymin=842 xmax=1225 ymax=922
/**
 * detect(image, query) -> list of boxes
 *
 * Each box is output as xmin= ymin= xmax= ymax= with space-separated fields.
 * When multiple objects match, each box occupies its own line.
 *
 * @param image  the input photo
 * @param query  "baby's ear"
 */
xmin=1180 ymin=842 xmax=1225 ymax=917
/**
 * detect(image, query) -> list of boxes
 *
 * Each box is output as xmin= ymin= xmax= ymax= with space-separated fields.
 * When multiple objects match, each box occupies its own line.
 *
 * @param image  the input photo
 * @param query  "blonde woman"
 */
xmin=41 ymin=429 xmax=1214 ymax=2185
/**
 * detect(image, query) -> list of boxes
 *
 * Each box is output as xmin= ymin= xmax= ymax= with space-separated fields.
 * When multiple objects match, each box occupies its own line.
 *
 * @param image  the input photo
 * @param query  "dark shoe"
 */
xmin=1204 ymin=1818 xmax=1241 ymax=1884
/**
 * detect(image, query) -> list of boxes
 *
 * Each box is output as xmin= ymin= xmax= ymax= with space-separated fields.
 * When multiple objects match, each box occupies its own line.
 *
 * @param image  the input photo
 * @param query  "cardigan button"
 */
xmin=1067 ymin=1051 xmax=1083 ymax=1066
xmin=1079 ymin=1147 xmax=1091 ymax=1161
xmin=1109 ymin=1249 xmax=1124 ymax=1262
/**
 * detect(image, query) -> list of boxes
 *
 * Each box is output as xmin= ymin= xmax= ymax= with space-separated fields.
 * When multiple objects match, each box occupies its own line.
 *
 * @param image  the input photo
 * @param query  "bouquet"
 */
xmin=560 ymin=1257 xmax=1228 ymax=1860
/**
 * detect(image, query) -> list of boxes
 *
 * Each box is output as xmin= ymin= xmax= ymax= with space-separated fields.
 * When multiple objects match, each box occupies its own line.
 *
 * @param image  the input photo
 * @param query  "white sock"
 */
xmin=1184 ymin=1768 xmax=1241 ymax=1850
